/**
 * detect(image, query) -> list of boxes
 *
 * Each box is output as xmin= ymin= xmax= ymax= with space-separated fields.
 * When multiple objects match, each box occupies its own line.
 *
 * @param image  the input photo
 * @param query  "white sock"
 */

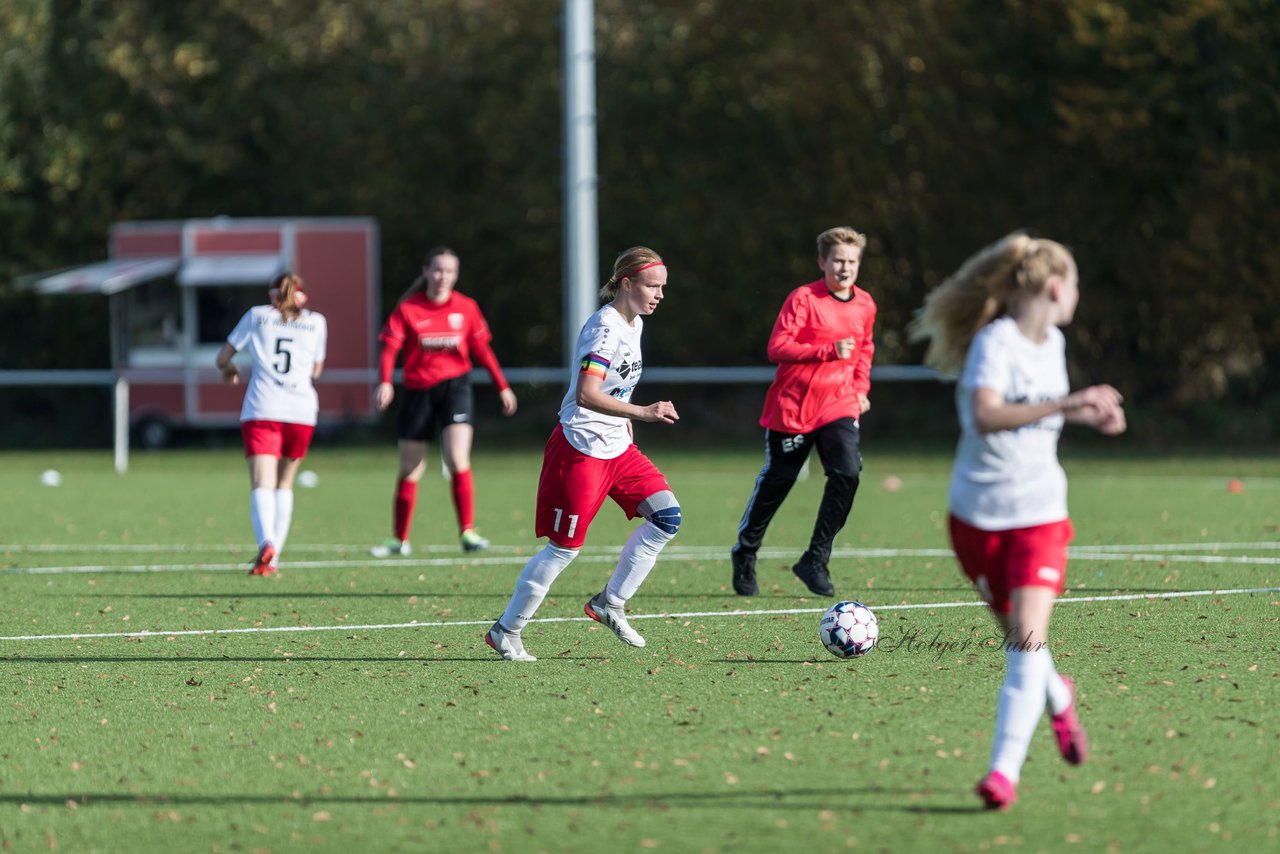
xmin=605 ymin=520 xmax=675 ymax=606
xmin=250 ymin=488 xmax=277 ymax=548
xmin=990 ymin=648 xmax=1052 ymax=782
xmin=500 ymin=543 xmax=579 ymax=633
xmin=1046 ymin=658 xmax=1072 ymax=715
xmin=273 ymin=489 xmax=295 ymax=562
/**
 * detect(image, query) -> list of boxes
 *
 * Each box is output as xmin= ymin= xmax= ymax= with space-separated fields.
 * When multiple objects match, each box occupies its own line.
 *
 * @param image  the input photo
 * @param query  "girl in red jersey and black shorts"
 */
xmin=216 ymin=273 xmax=327 ymax=576
xmin=370 ymin=246 xmax=517 ymax=557
xmin=730 ymin=226 xmax=877 ymax=598
xmin=485 ymin=247 xmax=681 ymax=662
xmin=910 ymin=233 xmax=1126 ymax=810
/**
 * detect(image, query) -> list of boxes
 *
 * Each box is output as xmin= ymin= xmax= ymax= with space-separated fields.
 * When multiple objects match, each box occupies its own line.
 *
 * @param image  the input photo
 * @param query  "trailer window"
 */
xmin=125 ymin=277 xmax=182 ymax=348
xmin=196 ymin=285 xmax=263 ymax=344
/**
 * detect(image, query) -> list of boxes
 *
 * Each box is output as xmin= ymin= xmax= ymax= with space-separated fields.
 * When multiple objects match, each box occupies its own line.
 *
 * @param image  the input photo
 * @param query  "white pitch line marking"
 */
xmin=7 ymin=540 xmax=1280 ymax=555
xmin=1 ymin=586 xmax=1275 ymax=643
xmin=8 ymin=547 xmax=1280 ymax=575
xmin=4 ymin=554 xmax=643 ymax=575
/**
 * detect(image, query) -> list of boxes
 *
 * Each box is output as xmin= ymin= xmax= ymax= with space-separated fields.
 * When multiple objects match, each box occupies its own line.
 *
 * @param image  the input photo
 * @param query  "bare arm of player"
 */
xmin=215 ymin=342 xmax=240 ymax=386
xmin=972 ymin=384 xmax=1125 ymax=435
xmin=1064 ymin=386 xmax=1126 ymax=435
xmin=575 ymin=371 xmax=679 ymax=424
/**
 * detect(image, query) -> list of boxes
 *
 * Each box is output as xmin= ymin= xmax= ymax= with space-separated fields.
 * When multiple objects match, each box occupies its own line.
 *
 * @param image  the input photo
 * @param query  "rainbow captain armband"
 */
xmin=580 ymin=354 xmax=610 ymax=379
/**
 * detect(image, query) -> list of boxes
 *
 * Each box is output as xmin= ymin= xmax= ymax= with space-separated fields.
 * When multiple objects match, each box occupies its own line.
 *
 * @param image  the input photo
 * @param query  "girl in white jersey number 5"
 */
xmin=909 ymin=234 xmax=1125 ymax=810
xmin=215 ymin=273 xmax=328 ymax=577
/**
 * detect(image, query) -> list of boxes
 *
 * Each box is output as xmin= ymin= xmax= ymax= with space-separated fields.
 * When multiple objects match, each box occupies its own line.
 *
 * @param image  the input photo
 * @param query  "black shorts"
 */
xmin=763 ymin=417 xmax=862 ymax=480
xmin=397 ymin=376 xmax=474 ymax=441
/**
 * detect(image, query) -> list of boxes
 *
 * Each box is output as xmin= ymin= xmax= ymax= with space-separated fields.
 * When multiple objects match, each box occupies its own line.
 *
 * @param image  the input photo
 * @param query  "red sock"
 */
xmin=451 ymin=469 xmax=475 ymax=534
xmin=394 ymin=478 xmax=418 ymax=542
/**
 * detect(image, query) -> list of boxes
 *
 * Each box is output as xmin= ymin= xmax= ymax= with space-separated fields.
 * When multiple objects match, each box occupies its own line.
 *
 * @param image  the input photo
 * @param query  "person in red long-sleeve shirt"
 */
xmin=731 ymin=226 xmax=876 ymax=597
xmin=370 ymin=246 xmax=517 ymax=557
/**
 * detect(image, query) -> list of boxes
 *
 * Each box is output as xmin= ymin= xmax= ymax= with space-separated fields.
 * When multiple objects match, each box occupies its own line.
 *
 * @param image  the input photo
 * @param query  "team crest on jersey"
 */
xmin=448 ymin=313 xmax=464 ymax=330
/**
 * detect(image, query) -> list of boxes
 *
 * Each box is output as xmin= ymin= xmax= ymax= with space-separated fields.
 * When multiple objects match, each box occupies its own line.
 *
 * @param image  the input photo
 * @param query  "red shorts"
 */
xmin=241 ymin=420 xmax=315 ymax=460
xmin=948 ymin=515 xmax=1074 ymax=614
xmin=534 ymin=425 xmax=672 ymax=549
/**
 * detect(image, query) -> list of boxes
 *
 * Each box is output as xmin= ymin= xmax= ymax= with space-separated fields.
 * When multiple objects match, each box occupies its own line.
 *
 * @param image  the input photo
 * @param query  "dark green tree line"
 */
xmin=2 ymin=0 xmax=1276 ymax=438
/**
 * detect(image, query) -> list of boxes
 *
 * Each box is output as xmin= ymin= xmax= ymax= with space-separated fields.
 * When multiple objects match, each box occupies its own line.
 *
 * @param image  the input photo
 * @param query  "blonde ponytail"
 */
xmin=908 ymin=233 xmax=1073 ymax=375
xmin=269 ymin=273 xmax=307 ymax=322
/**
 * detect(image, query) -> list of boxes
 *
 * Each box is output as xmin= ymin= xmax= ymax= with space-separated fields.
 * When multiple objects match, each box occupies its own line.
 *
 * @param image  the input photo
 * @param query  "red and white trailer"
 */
xmin=26 ymin=216 xmax=380 ymax=446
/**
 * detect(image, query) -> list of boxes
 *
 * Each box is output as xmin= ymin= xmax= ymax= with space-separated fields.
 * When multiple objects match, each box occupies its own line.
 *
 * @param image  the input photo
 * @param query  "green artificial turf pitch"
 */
xmin=1 ymin=446 xmax=1277 ymax=852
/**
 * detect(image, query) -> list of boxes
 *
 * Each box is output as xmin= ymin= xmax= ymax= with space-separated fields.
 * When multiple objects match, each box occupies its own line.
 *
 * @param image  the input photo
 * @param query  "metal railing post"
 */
xmin=114 ymin=375 xmax=129 ymax=473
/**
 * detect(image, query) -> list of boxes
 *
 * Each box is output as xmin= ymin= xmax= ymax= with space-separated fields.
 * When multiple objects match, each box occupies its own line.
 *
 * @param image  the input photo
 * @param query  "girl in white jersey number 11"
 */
xmin=486 ymin=246 xmax=681 ymax=661
xmin=909 ymin=233 xmax=1125 ymax=810
xmin=215 ymin=273 xmax=328 ymax=577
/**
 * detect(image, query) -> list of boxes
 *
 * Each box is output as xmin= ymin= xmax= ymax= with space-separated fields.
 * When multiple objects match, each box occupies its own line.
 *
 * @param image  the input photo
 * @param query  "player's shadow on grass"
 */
xmin=77 ymin=591 xmax=502 ymax=600
xmin=0 ymin=790 xmax=982 ymax=814
xmin=1 ymin=656 xmax=455 ymax=663
xmin=3 ymin=654 xmax=649 ymax=664
xmin=709 ymin=658 xmax=863 ymax=664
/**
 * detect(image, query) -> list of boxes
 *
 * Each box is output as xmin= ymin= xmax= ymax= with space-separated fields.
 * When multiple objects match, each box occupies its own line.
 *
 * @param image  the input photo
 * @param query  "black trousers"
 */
xmin=734 ymin=417 xmax=862 ymax=565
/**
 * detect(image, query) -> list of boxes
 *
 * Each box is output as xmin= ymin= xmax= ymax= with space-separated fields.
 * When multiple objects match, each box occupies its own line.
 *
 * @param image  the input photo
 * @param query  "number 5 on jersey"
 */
xmin=275 ymin=338 xmax=293 ymax=374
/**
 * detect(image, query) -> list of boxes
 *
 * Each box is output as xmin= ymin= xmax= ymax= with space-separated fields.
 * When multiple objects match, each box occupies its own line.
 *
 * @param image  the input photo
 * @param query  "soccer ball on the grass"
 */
xmin=819 ymin=600 xmax=879 ymax=658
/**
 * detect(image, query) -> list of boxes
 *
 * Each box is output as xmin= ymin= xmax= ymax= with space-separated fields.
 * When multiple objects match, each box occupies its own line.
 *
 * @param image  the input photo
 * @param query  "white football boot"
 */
xmin=485 ymin=622 xmax=536 ymax=662
xmin=583 ymin=592 xmax=647 ymax=648
xmin=369 ymin=538 xmax=412 ymax=558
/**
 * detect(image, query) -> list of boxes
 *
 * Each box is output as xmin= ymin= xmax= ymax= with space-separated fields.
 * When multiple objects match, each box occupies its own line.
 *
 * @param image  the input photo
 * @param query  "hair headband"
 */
xmin=621 ymin=261 xmax=664 ymax=280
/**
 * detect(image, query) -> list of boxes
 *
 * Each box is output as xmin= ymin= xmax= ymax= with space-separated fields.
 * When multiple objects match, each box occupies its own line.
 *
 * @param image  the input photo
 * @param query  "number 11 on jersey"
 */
xmin=551 ymin=508 xmax=579 ymax=539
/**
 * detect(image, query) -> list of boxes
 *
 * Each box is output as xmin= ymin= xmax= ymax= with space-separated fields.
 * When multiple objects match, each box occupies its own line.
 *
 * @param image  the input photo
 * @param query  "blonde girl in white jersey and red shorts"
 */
xmin=215 ymin=273 xmax=328 ymax=576
xmin=485 ymin=246 xmax=681 ymax=662
xmin=910 ymin=234 xmax=1126 ymax=810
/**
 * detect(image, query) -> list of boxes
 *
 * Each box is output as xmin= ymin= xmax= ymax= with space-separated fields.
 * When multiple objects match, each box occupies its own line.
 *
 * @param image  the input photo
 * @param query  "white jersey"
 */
xmin=226 ymin=305 xmax=328 ymax=426
xmin=949 ymin=316 xmax=1069 ymax=530
xmin=558 ymin=304 xmax=644 ymax=460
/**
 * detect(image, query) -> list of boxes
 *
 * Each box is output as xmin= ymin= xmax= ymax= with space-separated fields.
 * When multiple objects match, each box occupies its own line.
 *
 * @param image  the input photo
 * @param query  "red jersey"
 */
xmin=759 ymin=279 xmax=876 ymax=433
xmin=378 ymin=291 xmax=510 ymax=391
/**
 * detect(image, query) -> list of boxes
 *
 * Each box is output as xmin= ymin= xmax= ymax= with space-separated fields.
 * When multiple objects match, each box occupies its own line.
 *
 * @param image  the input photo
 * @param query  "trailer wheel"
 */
xmin=134 ymin=416 xmax=173 ymax=450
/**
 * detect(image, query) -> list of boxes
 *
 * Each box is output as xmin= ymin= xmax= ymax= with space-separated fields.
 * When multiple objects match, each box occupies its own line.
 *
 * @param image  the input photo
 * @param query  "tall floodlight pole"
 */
xmin=563 ymin=0 xmax=599 ymax=368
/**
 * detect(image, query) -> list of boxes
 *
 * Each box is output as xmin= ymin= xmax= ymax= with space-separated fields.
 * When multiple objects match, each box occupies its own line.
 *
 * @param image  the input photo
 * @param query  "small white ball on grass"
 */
xmin=40 ymin=469 xmax=63 ymax=487
xmin=298 ymin=470 xmax=319 ymax=488
xmin=882 ymin=475 xmax=902 ymax=492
